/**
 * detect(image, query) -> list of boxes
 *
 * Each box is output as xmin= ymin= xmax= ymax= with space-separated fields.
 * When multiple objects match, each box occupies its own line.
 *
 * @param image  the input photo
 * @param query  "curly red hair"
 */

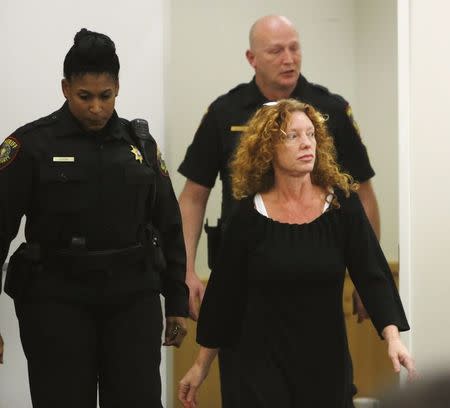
xmin=230 ymin=99 xmax=358 ymax=206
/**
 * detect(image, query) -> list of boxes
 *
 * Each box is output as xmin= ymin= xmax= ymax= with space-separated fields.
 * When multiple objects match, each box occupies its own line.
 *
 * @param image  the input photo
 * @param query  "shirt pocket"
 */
xmin=123 ymin=165 xmax=155 ymax=218
xmin=38 ymin=164 xmax=89 ymax=213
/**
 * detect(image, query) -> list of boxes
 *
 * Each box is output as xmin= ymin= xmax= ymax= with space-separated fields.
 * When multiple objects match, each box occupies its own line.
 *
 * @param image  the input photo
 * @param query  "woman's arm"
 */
xmin=178 ymin=346 xmax=219 ymax=408
xmin=344 ymin=193 xmax=410 ymax=337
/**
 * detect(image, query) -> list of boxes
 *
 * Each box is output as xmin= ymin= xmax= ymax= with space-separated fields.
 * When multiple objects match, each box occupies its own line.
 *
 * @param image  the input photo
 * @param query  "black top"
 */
xmin=197 ymin=191 xmax=408 ymax=407
xmin=178 ymin=75 xmax=375 ymax=219
xmin=0 ymin=103 xmax=188 ymax=316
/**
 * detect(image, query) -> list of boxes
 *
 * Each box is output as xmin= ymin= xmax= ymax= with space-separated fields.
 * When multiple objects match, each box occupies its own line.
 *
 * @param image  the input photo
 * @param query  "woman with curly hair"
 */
xmin=179 ymin=99 xmax=416 ymax=408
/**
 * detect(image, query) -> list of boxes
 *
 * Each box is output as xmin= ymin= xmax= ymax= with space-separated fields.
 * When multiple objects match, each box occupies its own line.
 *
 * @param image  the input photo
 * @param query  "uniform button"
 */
xmin=60 ymin=173 xmax=68 ymax=182
xmin=52 ymin=115 xmax=57 ymax=120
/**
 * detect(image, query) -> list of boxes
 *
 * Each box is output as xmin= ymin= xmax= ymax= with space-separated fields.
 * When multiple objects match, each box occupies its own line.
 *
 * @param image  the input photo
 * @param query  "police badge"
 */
xmin=130 ymin=144 xmax=143 ymax=164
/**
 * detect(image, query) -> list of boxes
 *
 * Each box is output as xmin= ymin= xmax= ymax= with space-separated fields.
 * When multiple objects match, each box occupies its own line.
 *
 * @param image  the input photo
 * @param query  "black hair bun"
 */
xmin=73 ymin=28 xmax=116 ymax=57
xmin=63 ymin=28 xmax=120 ymax=79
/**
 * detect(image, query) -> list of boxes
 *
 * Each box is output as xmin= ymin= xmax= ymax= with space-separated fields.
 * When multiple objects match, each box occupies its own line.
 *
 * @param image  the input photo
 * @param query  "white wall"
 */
xmin=0 ymin=1 xmax=168 ymax=406
xmin=405 ymin=0 xmax=450 ymax=370
xmin=355 ymin=0 xmax=398 ymax=261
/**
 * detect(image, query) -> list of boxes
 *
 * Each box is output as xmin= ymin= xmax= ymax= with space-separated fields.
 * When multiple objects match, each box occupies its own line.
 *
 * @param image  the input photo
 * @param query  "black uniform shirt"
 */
xmin=178 ymin=75 xmax=375 ymax=219
xmin=0 ymin=103 xmax=188 ymax=316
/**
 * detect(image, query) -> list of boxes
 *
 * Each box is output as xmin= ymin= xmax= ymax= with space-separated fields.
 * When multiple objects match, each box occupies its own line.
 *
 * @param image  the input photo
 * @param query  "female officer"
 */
xmin=0 ymin=29 xmax=188 ymax=407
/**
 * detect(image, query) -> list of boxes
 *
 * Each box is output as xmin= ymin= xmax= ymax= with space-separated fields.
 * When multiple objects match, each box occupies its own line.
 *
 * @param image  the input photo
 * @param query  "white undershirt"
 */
xmin=254 ymin=192 xmax=333 ymax=218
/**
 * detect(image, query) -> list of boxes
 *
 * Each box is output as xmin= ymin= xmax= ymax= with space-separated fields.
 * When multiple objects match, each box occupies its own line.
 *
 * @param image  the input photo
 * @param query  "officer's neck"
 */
xmin=255 ymin=78 xmax=296 ymax=101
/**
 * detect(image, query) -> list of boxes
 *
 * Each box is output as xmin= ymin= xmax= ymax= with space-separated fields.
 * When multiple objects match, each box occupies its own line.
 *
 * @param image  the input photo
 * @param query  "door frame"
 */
xmin=397 ymin=0 xmax=412 ymax=372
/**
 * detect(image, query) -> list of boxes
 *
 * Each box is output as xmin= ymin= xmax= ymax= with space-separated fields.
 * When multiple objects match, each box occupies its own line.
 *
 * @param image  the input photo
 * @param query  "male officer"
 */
xmin=178 ymin=15 xmax=379 ymax=407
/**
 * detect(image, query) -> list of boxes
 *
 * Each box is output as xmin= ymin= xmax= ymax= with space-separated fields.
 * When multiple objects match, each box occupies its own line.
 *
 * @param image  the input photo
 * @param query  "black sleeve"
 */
xmin=196 ymin=204 xmax=251 ymax=348
xmin=0 ymin=136 xmax=33 ymax=293
xmin=178 ymin=105 xmax=222 ymax=188
xmin=151 ymin=153 xmax=189 ymax=317
xmin=344 ymin=193 xmax=409 ymax=338
xmin=332 ymin=104 xmax=375 ymax=183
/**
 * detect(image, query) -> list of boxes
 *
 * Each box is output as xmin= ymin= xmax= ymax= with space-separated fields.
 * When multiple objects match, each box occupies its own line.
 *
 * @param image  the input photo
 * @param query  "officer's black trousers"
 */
xmin=15 ymin=293 xmax=163 ymax=408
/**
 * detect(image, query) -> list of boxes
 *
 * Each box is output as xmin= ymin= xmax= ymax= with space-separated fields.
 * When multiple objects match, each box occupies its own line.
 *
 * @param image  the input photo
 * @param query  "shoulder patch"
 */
xmin=345 ymin=105 xmax=361 ymax=139
xmin=0 ymin=136 xmax=21 ymax=170
xmin=157 ymin=147 xmax=169 ymax=176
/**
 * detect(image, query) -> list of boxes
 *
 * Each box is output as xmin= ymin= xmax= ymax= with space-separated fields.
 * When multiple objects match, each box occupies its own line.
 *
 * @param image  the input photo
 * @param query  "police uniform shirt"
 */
xmin=178 ymin=75 xmax=375 ymax=219
xmin=0 ymin=103 xmax=188 ymax=316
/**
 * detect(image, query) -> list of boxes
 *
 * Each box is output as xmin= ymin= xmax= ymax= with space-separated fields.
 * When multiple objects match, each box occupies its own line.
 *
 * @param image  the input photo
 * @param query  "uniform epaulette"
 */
xmin=210 ymin=82 xmax=249 ymax=110
xmin=310 ymin=82 xmax=348 ymax=107
xmin=310 ymin=82 xmax=331 ymax=95
xmin=228 ymin=82 xmax=248 ymax=95
xmin=119 ymin=117 xmax=130 ymax=128
xmin=12 ymin=112 xmax=59 ymax=138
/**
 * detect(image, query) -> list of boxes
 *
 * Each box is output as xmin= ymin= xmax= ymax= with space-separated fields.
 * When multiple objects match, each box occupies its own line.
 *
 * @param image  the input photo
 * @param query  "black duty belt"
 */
xmin=44 ymin=243 xmax=146 ymax=271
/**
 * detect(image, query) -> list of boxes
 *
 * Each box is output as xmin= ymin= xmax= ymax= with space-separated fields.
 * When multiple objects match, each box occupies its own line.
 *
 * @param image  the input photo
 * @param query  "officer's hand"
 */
xmin=0 ymin=332 xmax=4 ymax=364
xmin=163 ymin=317 xmax=187 ymax=348
xmin=186 ymin=272 xmax=205 ymax=321
xmin=352 ymin=289 xmax=370 ymax=323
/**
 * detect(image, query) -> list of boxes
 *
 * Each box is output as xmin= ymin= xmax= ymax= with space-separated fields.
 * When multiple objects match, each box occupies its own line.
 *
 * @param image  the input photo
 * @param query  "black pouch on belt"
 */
xmin=5 ymin=243 xmax=41 ymax=300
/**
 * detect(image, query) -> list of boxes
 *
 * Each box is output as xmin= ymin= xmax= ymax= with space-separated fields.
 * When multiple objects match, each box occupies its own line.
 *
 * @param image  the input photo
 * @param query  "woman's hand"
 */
xmin=178 ymin=347 xmax=218 ymax=408
xmin=383 ymin=325 xmax=418 ymax=381
xmin=387 ymin=337 xmax=417 ymax=381
xmin=178 ymin=362 xmax=208 ymax=408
